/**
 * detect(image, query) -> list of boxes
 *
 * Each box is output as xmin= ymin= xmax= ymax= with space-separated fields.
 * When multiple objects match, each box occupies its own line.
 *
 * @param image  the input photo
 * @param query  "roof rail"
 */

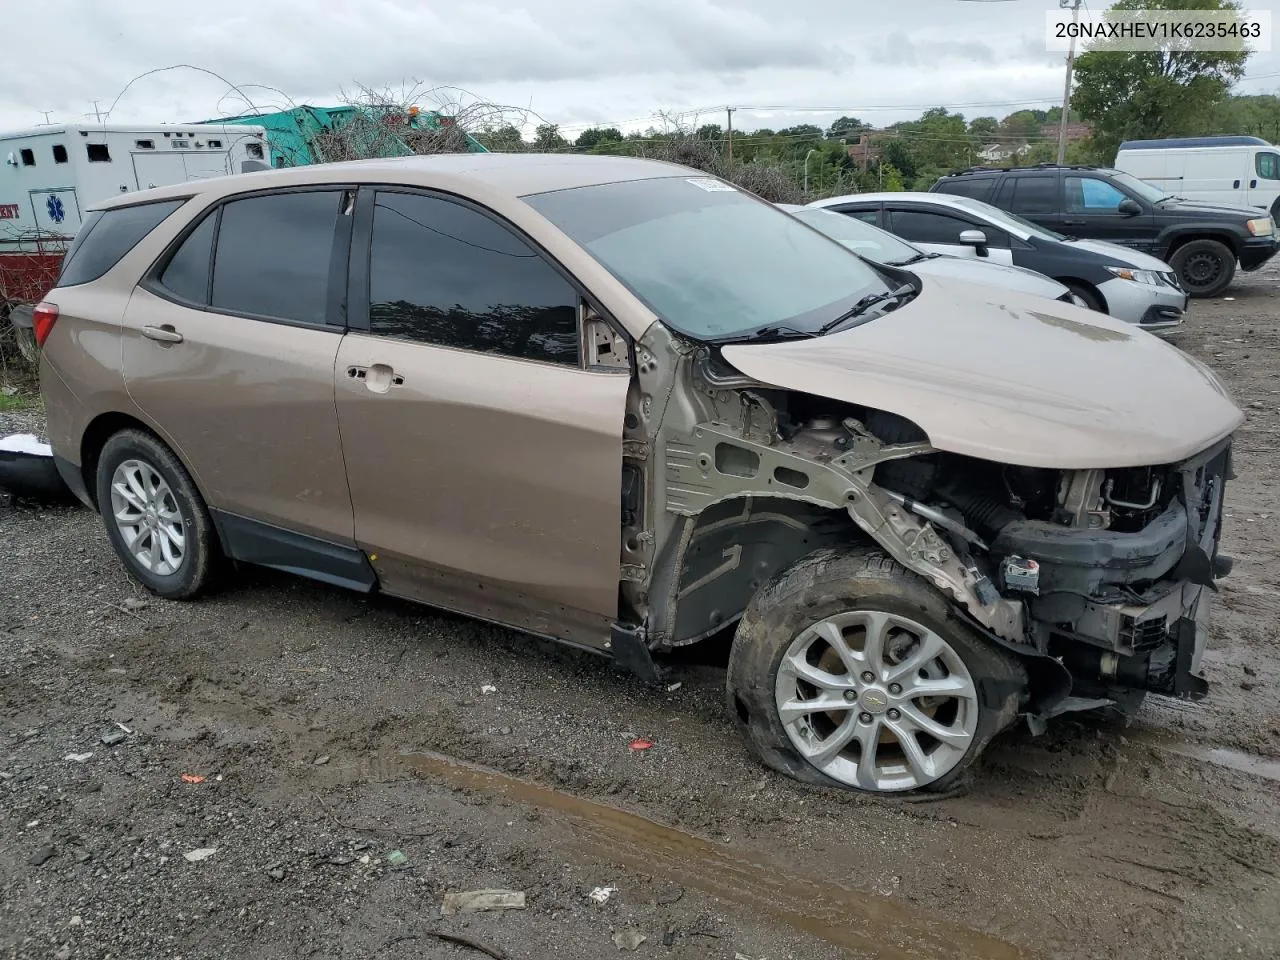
xmin=1118 ymin=135 xmax=1270 ymax=150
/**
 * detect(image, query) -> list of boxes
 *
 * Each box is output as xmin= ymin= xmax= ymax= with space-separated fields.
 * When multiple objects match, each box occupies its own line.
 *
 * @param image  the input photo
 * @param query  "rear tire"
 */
xmin=95 ymin=429 xmax=219 ymax=599
xmin=1170 ymin=239 xmax=1236 ymax=298
xmin=726 ymin=548 xmax=1026 ymax=794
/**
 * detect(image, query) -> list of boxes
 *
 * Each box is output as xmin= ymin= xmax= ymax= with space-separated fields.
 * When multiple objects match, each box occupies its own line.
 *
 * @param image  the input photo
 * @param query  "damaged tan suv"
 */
xmin=36 ymin=154 xmax=1244 ymax=793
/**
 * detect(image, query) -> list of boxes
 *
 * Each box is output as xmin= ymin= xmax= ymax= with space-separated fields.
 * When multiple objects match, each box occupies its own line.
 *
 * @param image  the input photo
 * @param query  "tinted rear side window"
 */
xmin=158 ymin=211 xmax=218 ymax=304
xmin=367 ymin=191 xmax=580 ymax=366
xmin=934 ymin=177 xmax=996 ymax=203
xmin=1007 ymin=176 xmax=1059 ymax=214
xmin=58 ymin=200 xmax=185 ymax=288
xmin=211 ymin=191 xmax=342 ymax=326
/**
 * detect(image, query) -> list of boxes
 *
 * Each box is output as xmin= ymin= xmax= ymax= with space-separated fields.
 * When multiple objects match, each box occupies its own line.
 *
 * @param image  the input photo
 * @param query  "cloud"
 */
xmin=1 ymin=0 xmax=1276 ymax=134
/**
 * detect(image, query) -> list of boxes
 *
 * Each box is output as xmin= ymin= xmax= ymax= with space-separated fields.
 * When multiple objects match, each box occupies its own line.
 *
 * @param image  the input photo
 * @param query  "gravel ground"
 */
xmin=3 ymin=264 xmax=1280 ymax=960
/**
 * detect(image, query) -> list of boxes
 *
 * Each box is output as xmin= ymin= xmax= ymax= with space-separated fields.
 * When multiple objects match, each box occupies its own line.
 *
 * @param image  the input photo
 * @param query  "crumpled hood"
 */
xmin=721 ymin=276 xmax=1243 ymax=470
xmin=1161 ymin=198 xmax=1270 ymax=218
xmin=910 ymin=255 xmax=1070 ymax=300
xmin=1063 ymin=238 xmax=1173 ymax=271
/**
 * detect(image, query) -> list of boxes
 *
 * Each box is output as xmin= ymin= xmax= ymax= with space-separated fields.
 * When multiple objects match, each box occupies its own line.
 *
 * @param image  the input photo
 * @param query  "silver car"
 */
xmin=807 ymin=192 xmax=1188 ymax=332
xmin=778 ymin=203 xmax=1088 ymax=306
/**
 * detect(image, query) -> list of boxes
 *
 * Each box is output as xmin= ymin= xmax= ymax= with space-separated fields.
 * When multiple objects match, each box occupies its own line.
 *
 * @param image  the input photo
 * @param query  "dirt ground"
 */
xmin=3 ymin=263 xmax=1280 ymax=960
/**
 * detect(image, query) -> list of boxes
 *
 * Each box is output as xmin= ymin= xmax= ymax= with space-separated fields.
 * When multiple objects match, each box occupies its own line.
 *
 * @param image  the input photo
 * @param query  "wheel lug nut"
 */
xmin=888 ymin=683 xmax=902 ymax=695
xmin=887 ymin=708 xmax=901 ymax=721
xmin=861 ymin=671 xmax=875 ymax=683
xmin=859 ymin=712 xmax=873 ymax=724
xmin=843 ymin=690 xmax=857 ymax=703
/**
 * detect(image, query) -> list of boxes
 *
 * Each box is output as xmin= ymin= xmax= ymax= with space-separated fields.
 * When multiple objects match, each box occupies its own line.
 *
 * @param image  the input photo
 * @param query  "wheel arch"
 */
xmin=1055 ymin=278 xmax=1108 ymax=314
xmin=1161 ymin=229 xmax=1242 ymax=260
xmin=79 ymin=413 xmax=215 ymax=518
xmin=656 ymin=495 xmax=869 ymax=650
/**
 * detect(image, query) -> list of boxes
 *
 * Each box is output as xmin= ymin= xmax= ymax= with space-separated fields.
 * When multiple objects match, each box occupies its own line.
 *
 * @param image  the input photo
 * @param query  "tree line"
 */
xmin=469 ymin=0 xmax=1277 ymax=200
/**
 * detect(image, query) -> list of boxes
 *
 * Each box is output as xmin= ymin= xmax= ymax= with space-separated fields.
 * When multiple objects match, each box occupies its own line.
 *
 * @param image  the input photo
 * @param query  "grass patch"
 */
xmin=0 ymin=388 xmax=39 ymax=412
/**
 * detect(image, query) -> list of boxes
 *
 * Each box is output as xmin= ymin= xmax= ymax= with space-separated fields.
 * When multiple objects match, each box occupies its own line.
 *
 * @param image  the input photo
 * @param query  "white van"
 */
xmin=1115 ymin=136 xmax=1280 ymax=217
xmin=2 ymin=123 xmax=268 ymax=247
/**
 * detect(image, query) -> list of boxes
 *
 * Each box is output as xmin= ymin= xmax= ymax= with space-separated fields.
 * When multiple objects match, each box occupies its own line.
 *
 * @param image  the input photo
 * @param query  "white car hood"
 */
xmin=1064 ymin=237 xmax=1173 ymax=270
xmin=721 ymin=276 xmax=1242 ymax=469
xmin=909 ymin=255 xmax=1070 ymax=300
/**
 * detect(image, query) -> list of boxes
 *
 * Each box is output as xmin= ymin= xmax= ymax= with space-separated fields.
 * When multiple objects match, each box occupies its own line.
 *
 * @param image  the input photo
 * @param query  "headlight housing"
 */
xmin=1246 ymin=217 xmax=1275 ymax=236
xmin=1106 ymin=266 xmax=1163 ymax=285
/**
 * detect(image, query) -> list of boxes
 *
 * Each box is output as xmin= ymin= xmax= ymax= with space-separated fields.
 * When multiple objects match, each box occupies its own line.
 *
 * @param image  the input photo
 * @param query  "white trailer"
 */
xmin=1 ymin=122 xmax=267 ymax=248
xmin=1114 ymin=135 xmax=1280 ymax=216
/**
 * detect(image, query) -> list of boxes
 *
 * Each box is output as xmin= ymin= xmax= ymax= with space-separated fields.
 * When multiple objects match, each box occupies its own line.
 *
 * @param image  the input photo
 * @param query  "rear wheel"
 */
xmin=95 ymin=429 xmax=219 ymax=599
xmin=727 ymin=548 xmax=1026 ymax=793
xmin=1170 ymin=239 xmax=1236 ymax=298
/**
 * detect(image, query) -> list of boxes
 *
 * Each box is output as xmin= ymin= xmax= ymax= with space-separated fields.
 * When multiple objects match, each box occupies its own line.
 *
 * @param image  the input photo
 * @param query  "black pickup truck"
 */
xmin=931 ymin=165 xmax=1280 ymax=297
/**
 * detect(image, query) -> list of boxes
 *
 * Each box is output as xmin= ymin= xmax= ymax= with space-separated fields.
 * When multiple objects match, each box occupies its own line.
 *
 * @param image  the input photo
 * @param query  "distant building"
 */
xmin=978 ymin=142 xmax=1026 ymax=164
xmin=846 ymin=133 xmax=884 ymax=171
xmin=1041 ymin=122 xmax=1092 ymax=142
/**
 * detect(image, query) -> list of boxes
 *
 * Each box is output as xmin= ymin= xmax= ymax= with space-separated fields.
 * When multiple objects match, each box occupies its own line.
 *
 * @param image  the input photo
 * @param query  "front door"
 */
xmin=122 ymin=189 xmax=355 ymax=543
xmin=884 ymin=207 xmax=1016 ymax=265
xmin=334 ymin=188 xmax=629 ymax=644
xmin=1062 ymin=175 xmax=1158 ymax=255
xmin=1249 ymin=149 xmax=1280 ymax=212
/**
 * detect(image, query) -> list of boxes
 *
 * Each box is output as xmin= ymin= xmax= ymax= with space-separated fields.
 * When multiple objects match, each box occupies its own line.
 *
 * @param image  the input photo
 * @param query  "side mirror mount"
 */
xmin=959 ymin=229 xmax=989 ymax=257
xmin=1118 ymin=198 xmax=1142 ymax=216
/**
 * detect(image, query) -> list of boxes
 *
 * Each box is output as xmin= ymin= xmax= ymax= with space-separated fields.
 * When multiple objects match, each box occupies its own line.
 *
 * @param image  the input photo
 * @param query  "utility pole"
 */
xmin=726 ymin=106 xmax=735 ymax=165
xmin=1056 ymin=0 xmax=1083 ymax=165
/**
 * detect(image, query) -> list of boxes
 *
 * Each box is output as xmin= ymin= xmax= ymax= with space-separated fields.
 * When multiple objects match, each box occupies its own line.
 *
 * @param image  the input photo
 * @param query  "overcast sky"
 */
xmin=2 ymin=0 xmax=1278 ymax=137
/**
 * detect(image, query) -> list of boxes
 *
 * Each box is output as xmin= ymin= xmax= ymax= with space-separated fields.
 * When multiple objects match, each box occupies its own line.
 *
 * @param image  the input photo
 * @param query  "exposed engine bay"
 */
xmin=620 ymin=324 xmax=1233 ymax=723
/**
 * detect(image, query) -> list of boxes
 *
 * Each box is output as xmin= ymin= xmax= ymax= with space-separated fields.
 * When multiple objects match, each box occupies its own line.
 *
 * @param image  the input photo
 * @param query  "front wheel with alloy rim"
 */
xmin=95 ymin=429 xmax=219 ymax=599
xmin=727 ymin=548 xmax=1026 ymax=793
xmin=1170 ymin=238 xmax=1236 ymax=298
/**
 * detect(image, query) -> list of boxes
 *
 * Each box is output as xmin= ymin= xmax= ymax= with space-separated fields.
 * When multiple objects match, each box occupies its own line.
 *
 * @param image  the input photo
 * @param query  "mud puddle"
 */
xmin=1147 ymin=740 xmax=1280 ymax=784
xmin=375 ymin=750 xmax=1033 ymax=960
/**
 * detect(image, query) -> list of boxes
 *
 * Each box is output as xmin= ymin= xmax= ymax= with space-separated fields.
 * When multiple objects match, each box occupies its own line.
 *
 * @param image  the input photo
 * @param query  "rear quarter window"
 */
xmin=57 ymin=199 xmax=186 ymax=288
xmin=933 ymin=177 xmax=997 ymax=203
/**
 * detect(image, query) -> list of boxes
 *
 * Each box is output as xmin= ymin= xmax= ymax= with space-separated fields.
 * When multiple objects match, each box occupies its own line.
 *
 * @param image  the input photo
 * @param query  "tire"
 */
xmin=1063 ymin=281 xmax=1104 ymax=313
xmin=95 ymin=429 xmax=219 ymax=599
xmin=726 ymin=548 xmax=1026 ymax=794
xmin=1170 ymin=239 xmax=1236 ymax=298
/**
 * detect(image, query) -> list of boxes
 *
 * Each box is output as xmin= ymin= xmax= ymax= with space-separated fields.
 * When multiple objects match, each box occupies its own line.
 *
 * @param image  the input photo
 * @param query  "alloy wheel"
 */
xmin=109 ymin=459 xmax=186 ymax=576
xmin=774 ymin=610 xmax=979 ymax=791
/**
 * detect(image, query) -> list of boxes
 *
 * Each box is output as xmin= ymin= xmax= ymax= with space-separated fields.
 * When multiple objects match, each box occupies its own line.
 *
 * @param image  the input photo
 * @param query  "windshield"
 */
xmin=1104 ymin=169 xmax=1168 ymax=203
xmin=523 ymin=177 xmax=893 ymax=341
xmin=792 ymin=208 xmax=923 ymax=265
xmin=943 ymin=195 xmax=1067 ymax=242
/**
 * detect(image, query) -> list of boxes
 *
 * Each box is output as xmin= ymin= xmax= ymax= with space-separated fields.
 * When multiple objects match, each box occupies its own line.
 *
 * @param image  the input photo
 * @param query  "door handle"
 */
xmin=348 ymin=363 xmax=404 ymax=393
xmin=1062 ymin=218 xmax=1086 ymax=226
xmin=1233 ymin=179 xmax=1241 ymax=189
xmin=1250 ymin=179 xmax=1258 ymax=188
xmin=142 ymin=324 xmax=183 ymax=344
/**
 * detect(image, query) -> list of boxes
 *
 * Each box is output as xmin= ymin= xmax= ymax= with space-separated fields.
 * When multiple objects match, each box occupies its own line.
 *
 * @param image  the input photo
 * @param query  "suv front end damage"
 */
xmin=987 ymin=441 xmax=1231 ymax=709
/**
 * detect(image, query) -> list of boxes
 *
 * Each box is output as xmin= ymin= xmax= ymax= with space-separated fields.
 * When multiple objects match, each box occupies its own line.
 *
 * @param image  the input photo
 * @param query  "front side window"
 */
xmin=58 ymin=200 xmax=186 ymax=288
xmin=1007 ymin=176 xmax=1059 ymax=215
xmin=1257 ymin=152 xmax=1280 ymax=181
xmin=1066 ymin=177 xmax=1128 ymax=212
xmin=525 ymin=177 xmax=891 ymax=341
xmin=367 ymin=191 xmax=579 ymax=366
xmin=889 ymin=210 xmax=977 ymax=244
xmin=211 ymin=191 xmax=342 ymax=326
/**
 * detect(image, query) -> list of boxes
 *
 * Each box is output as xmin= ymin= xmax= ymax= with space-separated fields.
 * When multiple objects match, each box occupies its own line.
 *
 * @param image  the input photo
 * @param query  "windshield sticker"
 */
xmin=686 ymin=177 xmax=737 ymax=192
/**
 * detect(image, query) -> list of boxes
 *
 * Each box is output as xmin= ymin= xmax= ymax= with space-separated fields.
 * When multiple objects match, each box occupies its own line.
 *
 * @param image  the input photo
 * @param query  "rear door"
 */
xmin=1062 ymin=174 xmax=1158 ymax=254
xmin=333 ymin=187 xmax=629 ymax=644
xmin=1001 ymin=172 xmax=1064 ymax=233
xmin=132 ymin=152 xmax=186 ymax=191
xmin=123 ymin=188 xmax=356 ymax=544
xmin=882 ymin=205 xmax=1015 ymax=265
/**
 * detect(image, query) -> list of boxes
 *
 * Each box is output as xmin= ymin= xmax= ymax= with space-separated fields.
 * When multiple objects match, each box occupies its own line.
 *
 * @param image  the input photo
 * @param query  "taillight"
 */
xmin=33 ymin=302 xmax=59 ymax=346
